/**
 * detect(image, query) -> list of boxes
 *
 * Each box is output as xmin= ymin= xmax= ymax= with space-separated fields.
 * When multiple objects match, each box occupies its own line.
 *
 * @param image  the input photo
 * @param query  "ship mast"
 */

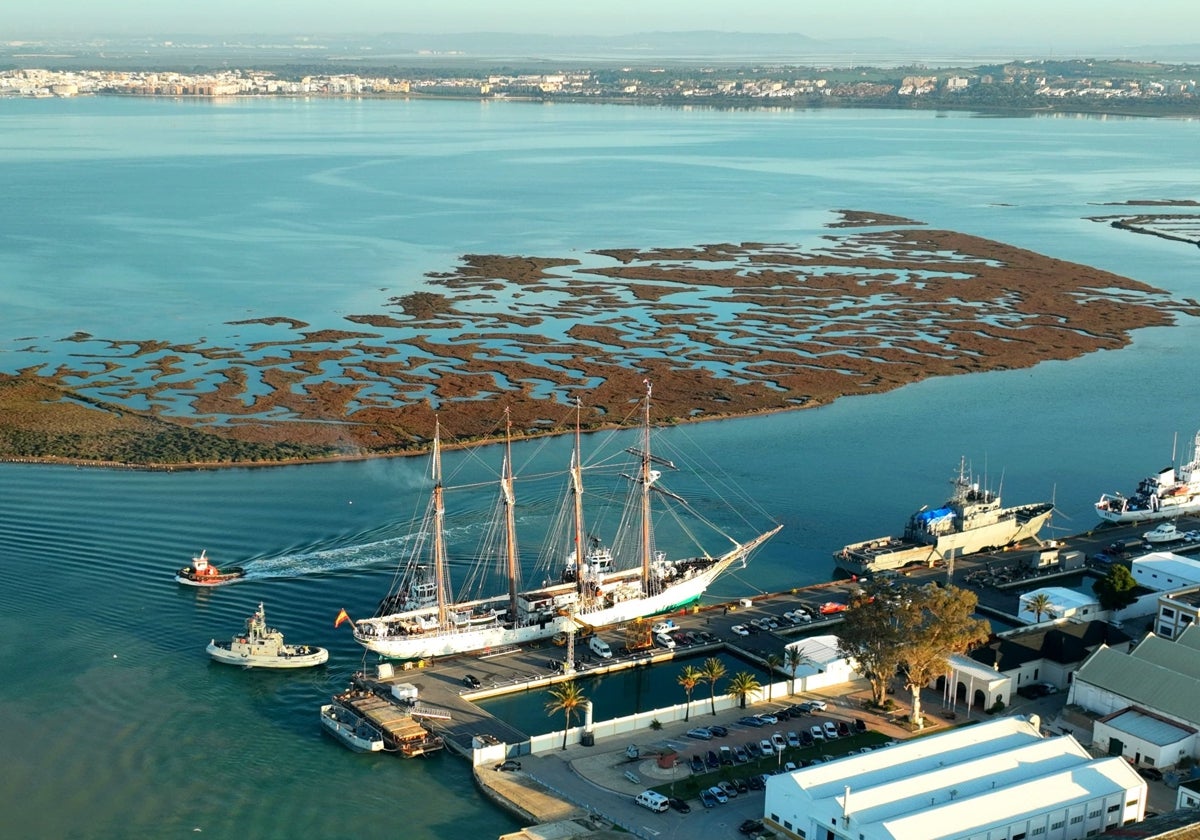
xmin=431 ymin=419 xmax=449 ymax=629
xmin=640 ymin=380 xmax=654 ymax=595
xmin=502 ymin=408 xmax=519 ymax=625
xmin=570 ymin=398 xmax=588 ymax=598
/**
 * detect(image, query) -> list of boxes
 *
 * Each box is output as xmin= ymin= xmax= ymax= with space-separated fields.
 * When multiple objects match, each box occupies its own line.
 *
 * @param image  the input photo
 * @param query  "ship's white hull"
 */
xmin=1096 ymin=495 xmax=1200 ymax=524
xmin=356 ymin=529 xmax=779 ymax=660
xmin=356 ymin=568 xmax=717 ymax=660
xmin=207 ymin=641 xmax=329 ymax=668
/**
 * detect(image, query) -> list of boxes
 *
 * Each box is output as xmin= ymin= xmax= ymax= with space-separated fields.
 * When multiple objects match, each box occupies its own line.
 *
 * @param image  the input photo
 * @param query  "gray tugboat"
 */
xmin=207 ymin=602 xmax=329 ymax=668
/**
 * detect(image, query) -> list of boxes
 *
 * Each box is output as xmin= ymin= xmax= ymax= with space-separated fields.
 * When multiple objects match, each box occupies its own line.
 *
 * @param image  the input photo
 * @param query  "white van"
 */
xmin=589 ymin=636 xmax=612 ymax=659
xmin=635 ymin=790 xmax=670 ymax=813
xmin=654 ymin=632 xmax=676 ymax=649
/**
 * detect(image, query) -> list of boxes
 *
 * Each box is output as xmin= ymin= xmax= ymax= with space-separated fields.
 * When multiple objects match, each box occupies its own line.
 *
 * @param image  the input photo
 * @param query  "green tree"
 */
xmin=678 ymin=665 xmax=704 ymax=722
xmin=1092 ymin=563 xmax=1139 ymax=611
xmin=545 ymin=681 xmax=587 ymax=750
xmin=1024 ymin=591 xmax=1055 ymax=622
xmin=728 ymin=671 xmax=762 ymax=709
xmin=896 ymin=585 xmax=991 ymax=728
xmin=836 ymin=584 xmax=906 ymax=706
xmin=784 ymin=645 xmax=804 ymax=695
xmin=701 ymin=657 xmax=727 ymax=716
xmin=763 ymin=653 xmax=782 ymax=701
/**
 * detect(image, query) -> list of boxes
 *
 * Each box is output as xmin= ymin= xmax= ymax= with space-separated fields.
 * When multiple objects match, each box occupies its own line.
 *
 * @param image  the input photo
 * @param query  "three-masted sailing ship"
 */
xmin=351 ymin=382 xmax=781 ymax=660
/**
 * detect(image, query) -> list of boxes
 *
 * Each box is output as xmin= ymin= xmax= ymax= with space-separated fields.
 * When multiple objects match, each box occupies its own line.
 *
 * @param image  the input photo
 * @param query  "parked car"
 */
xmin=808 ymin=699 xmax=828 ymax=711
xmin=799 ymin=730 xmax=815 ymax=747
xmin=654 ymin=632 xmax=676 ymax=649
xmin=823 ymin=721 xmax=839 ymax=739
xmin=733 ymin=776 xmax=749 ymax=793
xmin=687 ymin=727 xmax=713 ymax=740
xmin=810 ymin=724 xmax=826 ymax=741
xmin=668 ymin=796 xmax=691 ymax=813
xmin=733 ymin=745 xmax=749 ymax=763
xmin=718 ymin=780 xmax=739 ymax=799
xmin=699 ymin=788 xmax=719 ymax=808
xmin=784 ymin=761 xmax=797 ymax=772
xmin=791 ymin=702 xmax=813 ymax=715
xmin=731 ymin=624 xmax=751 ymax=636
xmin=854 ymin=718 xmax=867 ymax=733
xmin=689 ymin=754 xmax=704 ymax=772
xmin=707 ymin=785 xmax=728 ymax=804
xmin=759 ymin=738 xmax=775 ymax=755
xmin=495 ymin=759 xmax=521 ymax=771
xmin=745 ymin=740 xmax=762 ymax=758
xmin=705 ymin=750 xmax=720 ymax=768
xmin=786 ymin=731 xmax=801 ymax=748
xmin=756 ymin=712 xmax=779 ymax=724
xmin=771 ymin=732 xmax=787 ymax=751
xmin=462 ymin=674 xmax=482 ymax=688
xmin=836 ymin=721 xmax=851 ymax=737
xmin=747 ymin=774 xmax=765 ymax=791
xmin=709 ymin=724 xmax=729 ymax=737
xmin=1139 ymin=767 xmax=1164 ymax=781
xmin=739 ymin=819 xmax=765 ymax=835
xmin=738 ymin=715 xmax=765 ymax=727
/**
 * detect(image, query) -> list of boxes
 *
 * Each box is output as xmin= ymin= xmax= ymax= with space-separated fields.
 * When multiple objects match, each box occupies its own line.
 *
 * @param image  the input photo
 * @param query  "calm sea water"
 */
xmin=2 ymin=97 xmax=1199 ymax=838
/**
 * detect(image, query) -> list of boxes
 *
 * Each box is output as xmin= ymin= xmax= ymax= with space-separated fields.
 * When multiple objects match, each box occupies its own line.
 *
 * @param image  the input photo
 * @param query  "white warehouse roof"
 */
xmin=764 ymin=716 xmax=1145 ymax=840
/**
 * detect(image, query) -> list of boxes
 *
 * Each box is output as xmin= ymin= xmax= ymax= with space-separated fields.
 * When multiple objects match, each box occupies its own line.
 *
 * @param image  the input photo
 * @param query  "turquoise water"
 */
xmin=2 ymin=98 xmax=1200 ymax=838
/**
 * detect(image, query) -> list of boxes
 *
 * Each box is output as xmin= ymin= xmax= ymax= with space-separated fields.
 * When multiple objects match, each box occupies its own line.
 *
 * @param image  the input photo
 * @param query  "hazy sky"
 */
xmin=4 ymin=0 xmax=1197 ymax=50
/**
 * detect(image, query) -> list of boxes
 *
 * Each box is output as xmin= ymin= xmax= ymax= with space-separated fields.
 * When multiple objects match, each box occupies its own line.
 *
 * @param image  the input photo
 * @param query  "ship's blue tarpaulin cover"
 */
xmin=916 ymin=507 xmax=956 ymax=526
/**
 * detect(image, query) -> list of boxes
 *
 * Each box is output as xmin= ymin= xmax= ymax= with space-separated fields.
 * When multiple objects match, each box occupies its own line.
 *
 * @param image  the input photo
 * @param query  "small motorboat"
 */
xmin=1143 ymin=522 xmax=1182 ymax=544
xmin=175 ymin=549 xmax=245 ymax=586
xmin=320 ymin=703 xmax=386 ymax=753
xmin=207 ymin=602 xmax=329 ymax=669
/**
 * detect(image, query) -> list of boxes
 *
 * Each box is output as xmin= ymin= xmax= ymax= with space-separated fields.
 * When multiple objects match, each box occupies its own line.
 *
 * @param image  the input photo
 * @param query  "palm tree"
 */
xmin=763 ymin=653 xmax=782 ymax=701
xmin=678 ymin=665 xmax=704 ymax=722
xmin=701 ymin=657 xmax=727 ymax=716
xmin=784 ymin=646 xmax=804 ymax=695
xmin=728 ymin=671 xmax=762 ymax=709
xmin=545 ymin=681 xmax=587 ymax=750
xmin=1025 ymin=592 xmax=1055 ymax=623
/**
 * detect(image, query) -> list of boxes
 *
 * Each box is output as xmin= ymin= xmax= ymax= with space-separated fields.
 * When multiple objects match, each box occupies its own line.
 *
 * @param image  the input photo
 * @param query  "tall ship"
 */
xmin=351 ymin=382 xmax=781 ymax=660
xmin=835 ymin=458 xmax=1054 ymax=575
xmin=1095 ymin=428 xmax=1200 ymax=524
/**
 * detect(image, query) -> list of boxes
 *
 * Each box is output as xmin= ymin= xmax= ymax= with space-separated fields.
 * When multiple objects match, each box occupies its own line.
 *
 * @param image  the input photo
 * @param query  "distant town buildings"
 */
xmin=1 ymin=64 xmax=1195 ymax=107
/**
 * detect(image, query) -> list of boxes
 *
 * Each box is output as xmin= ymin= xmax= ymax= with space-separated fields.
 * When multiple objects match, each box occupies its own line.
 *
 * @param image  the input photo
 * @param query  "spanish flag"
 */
xmin=334 ymin=608 xmax=351 ymax=629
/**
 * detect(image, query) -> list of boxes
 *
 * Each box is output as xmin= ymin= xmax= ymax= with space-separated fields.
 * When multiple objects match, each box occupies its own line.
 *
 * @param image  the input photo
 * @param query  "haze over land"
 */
xmin=4 ymin=0 xmax=1200 ymax=62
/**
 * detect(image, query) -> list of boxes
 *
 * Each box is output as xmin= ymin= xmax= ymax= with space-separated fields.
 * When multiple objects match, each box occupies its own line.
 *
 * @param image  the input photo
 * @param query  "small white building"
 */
xmin=762 ymin=716 xmax=1146 ymax=840
xmin=1132 ymin=551 xmax=1200 ymax=592
xmin=1069 ymin=625 xmax=1200 ymax=768
xmin=934 ymin=653 xmax=1012 ymax=713
xmin=1155 ymin=584 xmax=1200 ymax=639
xmin=1018 ymin=586 xmax=1099 ymax=624
xmin=783 ymin=634 xmax=861 ymax=692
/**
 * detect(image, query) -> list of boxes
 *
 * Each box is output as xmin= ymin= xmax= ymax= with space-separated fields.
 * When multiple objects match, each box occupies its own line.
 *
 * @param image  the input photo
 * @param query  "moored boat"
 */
xmin=1096 ymin=429 xmax=1200 ymax=524
xmin=175 ymin=549 xmax=245 ymax=586
xmin=206 ymin=602 xmax=329 ymax=668
xmin=351 ymin=383 xmax=781 ymax=660
xmin=320 ymin=703 xmax=386 ymax=753
xmin=835 ymin=458 xmax=1053 ymax=575
xmin=1143 ymin=522 xmax=1184 ymax=544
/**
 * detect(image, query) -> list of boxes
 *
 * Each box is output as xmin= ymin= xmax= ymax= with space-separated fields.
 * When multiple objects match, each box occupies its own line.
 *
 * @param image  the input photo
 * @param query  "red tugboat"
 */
xmin=175 ymin=549 xmax=246 ymax=586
